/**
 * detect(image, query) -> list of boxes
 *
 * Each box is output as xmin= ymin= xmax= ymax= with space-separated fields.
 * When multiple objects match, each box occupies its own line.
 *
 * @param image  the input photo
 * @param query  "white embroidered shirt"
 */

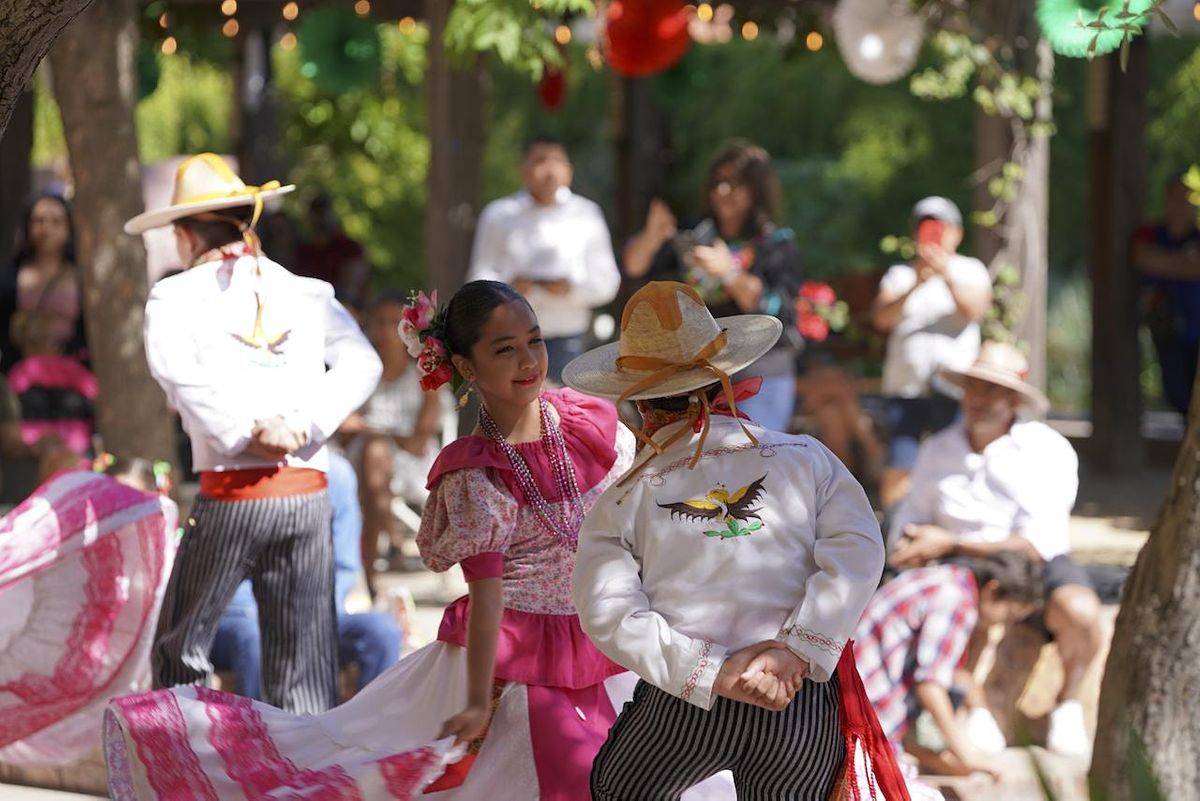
xmin=573 ymin=416 xmax=885 ymax=711
xmin=145 ymin=253 xmax=382 ymax=473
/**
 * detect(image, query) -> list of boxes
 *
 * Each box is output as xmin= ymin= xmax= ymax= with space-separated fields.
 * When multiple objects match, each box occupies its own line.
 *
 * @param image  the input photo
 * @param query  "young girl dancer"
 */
xmin=106 ymin=281 xmax=733 ymax=799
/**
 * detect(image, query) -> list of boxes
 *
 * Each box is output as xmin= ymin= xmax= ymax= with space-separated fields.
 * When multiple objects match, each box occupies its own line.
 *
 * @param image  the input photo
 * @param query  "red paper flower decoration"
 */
xmin=605 ymin=0 xmax=692 ymax=78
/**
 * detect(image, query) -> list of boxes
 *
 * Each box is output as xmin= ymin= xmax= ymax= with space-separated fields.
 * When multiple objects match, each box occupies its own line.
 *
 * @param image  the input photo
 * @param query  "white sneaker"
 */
xmin=1047 ymin=700 xmax=1091 ymax=758
xmin=964 ymin=707 xmax=1007 ymax=754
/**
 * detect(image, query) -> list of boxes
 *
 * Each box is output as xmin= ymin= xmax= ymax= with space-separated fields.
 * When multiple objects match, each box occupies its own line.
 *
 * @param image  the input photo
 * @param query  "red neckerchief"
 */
xmin=691 ymin=376 xmax=761 ymax=433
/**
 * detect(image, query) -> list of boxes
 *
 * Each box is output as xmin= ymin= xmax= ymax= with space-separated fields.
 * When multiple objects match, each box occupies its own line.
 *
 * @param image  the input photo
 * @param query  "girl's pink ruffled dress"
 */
xmin=103 ymin=389 xmax=734 ymax=800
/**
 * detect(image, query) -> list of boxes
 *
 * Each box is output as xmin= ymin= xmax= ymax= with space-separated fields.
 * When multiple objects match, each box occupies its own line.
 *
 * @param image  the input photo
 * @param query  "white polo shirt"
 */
xmin=888 ymin=420 xmax=1079 ymax=561
xmin=467 ymin=187 xmax=620 ymax=339
xmin=880 ymin=255 xmax=992 ymax=397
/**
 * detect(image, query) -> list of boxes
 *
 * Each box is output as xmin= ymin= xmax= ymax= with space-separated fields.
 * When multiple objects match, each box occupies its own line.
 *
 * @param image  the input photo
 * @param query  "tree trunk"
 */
xmin=48 ymin=0 xmax=176 ymax=466
xmin=1089 ymin=368 xmax=1200 ymax=797
xmin=0 ymin=0 xmax=93 ymax=140
xmin=424 ymin=0 xmax=484 ymax=299
xmin=0 ymin=88 xmax=33 ymax=257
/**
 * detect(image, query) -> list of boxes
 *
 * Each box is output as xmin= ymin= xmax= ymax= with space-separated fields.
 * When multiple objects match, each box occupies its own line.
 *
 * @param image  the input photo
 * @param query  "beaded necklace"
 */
xmin=479 ymin=397 xmax=585 ymax=549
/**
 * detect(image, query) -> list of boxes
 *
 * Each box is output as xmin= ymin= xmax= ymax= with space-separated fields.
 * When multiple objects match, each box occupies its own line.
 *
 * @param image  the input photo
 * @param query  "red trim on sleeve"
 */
xmin=459 ymin=552 xmax=505 ymax=582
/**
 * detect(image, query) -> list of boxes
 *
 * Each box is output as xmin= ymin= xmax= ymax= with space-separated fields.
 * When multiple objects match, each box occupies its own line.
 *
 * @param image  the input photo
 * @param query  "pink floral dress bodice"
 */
xmin=417 ymin=388 xmax=635 ymax=688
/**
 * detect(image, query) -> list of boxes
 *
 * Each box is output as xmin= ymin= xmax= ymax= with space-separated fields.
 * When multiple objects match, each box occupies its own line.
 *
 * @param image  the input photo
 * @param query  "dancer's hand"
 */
xmin=438 ymin=704 xmax=491 ymax=745
xmin=715 ymin=641 xmax=796 ymax=711
xmin=253 ymin=417 xmax=308 ymax=452
xmin=740 ymin=647 xmax=809 ymax=704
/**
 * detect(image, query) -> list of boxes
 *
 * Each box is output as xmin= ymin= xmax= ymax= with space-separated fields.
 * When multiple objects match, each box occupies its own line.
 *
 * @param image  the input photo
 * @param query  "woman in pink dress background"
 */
xmin=103 ymin=280 xmax=734 ymax=799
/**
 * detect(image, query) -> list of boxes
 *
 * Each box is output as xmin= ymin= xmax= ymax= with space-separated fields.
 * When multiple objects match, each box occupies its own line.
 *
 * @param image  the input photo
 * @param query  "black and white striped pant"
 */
xmin=592 ymin=674 xmax=844 ymax=801
xmin=151 ymin=491 xmax=338 ymax=714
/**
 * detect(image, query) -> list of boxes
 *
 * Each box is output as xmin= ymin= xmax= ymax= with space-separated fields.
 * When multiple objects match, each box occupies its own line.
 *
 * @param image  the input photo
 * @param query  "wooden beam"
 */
xmin=1087 ymin=42 xmax=1148 ymax=471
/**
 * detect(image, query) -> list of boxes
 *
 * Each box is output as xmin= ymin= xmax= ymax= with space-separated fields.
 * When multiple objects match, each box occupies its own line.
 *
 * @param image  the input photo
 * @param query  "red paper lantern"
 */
xmin=605 ymin=0 xmax=691 ymax=78
xmin=538 ymin=65 xmax=566 ymax=110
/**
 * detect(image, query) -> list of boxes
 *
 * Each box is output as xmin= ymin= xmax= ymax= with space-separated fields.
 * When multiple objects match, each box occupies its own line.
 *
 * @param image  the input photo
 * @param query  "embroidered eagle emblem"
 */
xmin=657 ymin=474 xmax=768 ymax=539
xmin=232 ymin=292 xmax=291 ymax=355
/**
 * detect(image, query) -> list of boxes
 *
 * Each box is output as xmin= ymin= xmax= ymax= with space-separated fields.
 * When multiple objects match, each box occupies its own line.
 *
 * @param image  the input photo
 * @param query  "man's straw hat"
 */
xmin=562 ymin=281 xmax=781 ymax=402
xmin=938 ymin=341 xmax=1050 ymax=417
xmin=124 ymin=153 xmax=293 ymax=235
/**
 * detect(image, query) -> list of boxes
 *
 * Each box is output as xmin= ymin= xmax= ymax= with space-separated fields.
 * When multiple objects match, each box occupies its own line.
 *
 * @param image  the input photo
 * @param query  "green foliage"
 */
xmin=444 ymin=0 xmax=593 ymax=79
xmin=1046 ymin=273 xmax=1092 ymax=411
xmin=983 ymin=262 xmax=1026 ymax=344
xmin=296 ymin=7 xmax=381 ymax=94
xmin=135 ymin=54 xmax=233 ymax=163
xmin=274 ymin=23 xmax=430 ymax=291
xmin=1147 ymin=43 xmax=1200 ymax=206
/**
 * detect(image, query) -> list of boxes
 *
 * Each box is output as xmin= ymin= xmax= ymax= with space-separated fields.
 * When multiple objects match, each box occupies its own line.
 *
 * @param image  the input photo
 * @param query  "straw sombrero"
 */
xmin=938 ymin=341 xmax=1050 ymax=417
xmin=562 ymin=281 xmax=782 ymax=402
xmin=124 ymin=153 xmax=294 ymax=235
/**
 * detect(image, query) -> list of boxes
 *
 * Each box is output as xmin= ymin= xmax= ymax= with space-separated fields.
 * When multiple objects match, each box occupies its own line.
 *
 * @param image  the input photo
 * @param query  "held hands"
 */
xmin=438 ymin=703 xmax=492 ymax=745
xmin=243 ymin=416 xmax=309 ymax=462
xmin=715 ymin=640 xmax=810 ymax=711
xmin=889 ymin=523 xmax=957 ymax=569
xmin=916 ymin=242 xmax=951 ymax=279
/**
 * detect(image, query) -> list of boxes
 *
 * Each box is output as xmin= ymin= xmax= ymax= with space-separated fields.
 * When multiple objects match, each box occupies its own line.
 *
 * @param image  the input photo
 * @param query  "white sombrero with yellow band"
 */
xmin=124 ymin=153 xmax=294 ymax=235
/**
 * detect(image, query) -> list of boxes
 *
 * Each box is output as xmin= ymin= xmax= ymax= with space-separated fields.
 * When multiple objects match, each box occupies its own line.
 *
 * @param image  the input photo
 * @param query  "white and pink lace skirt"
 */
xmin=0 ymin=470 xmax=177 ymax=766
xmin=103 ymin=640 xmax=736 ymax=800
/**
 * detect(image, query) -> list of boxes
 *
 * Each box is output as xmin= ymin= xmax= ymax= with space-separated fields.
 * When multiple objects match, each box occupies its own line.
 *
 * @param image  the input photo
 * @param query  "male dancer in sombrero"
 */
xmin=125 ymin=153 xmax=381 ymax=713
xmin=567 ymin=281 xmax=909 ymax=800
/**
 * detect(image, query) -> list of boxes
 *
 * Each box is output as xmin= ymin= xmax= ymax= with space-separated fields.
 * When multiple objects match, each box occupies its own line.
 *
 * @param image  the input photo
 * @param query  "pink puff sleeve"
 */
xmin=417 ymin=467 xmax=518 ymax=581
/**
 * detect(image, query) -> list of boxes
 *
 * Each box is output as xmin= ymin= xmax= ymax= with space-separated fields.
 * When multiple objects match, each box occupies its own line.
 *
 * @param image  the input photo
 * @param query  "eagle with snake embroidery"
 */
xmin=657 ymin=474 xmax=768 ymax=539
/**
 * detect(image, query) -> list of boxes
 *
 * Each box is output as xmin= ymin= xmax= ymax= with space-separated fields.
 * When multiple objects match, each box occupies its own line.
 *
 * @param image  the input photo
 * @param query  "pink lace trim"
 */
xmin=197 ymin=686 xmax=364 ymax=800
xmin=0 ymin=532 xmax=128 ymax=744
xmin=680 ymin=640 xmax=713 ymax=701
xmin=781 ymin=624 xmax=843 ymax=656
xmin=376 ymin=747 xmax=447 ymax=799
xmin=111 ymin=691 xmax=218 ymax=799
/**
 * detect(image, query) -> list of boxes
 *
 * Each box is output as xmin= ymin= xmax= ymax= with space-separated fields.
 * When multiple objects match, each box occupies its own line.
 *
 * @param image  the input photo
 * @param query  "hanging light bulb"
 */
xmin=398 ymin=16 xmax=417 ymax=33
xmin=554 ymin=24 xmax=572 ymax=45
xmin=221 ymin=0 xmax=237 ymax=16
xmin=222 ymin=17 xmax=240 ymax=36
xmin=282 ymin=1 xmax=299 ymax=21
xmin=280 ymin=31 xmax=297 ymax=50
xmin=697 ymin=3 xmax=714 ymax=22
xmin=158 ymin=12 xmax=170 ymax=28
xmin=161 ymin=35 xmax=178 ymax=54
xmin=806 ymin=31 xmax=823 ymax=51
xmin=354 ymin=0 xmax=370 ymax=15
xmin=741 ymin=20 xmax=759 ymax=40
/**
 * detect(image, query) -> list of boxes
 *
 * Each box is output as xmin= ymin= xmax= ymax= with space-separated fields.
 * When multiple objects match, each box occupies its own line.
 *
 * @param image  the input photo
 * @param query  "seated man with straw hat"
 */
xmin=124 ymin=153 xmax=381 ymax=714
xmin=566 ymin=281 xmax=902 ymax=800
xmin=887 ymin=341 xmax=1102 ymax=758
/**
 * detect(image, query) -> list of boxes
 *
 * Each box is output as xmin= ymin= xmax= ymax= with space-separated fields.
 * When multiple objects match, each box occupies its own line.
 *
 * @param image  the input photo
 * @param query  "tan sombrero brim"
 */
xmin=938 ymin=364 xmax=1050 ymax=417
xmin=562 ymin=314 xmax=783 ymax=401
xmin=124 ymin=185 xmax=296 ymax=235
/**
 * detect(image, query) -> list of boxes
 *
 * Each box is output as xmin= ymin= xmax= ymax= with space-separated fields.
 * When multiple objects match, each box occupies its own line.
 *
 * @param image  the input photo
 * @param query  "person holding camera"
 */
xmin=871 ymin=197 xmax=992 ymax=510
xmin=623 ymin=140 xmax=804 ymax=432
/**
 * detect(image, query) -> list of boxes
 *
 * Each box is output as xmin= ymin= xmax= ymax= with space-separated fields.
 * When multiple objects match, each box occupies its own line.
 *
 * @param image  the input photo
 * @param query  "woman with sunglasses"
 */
xmin=622 ymin=140 xmax=804 ymax=432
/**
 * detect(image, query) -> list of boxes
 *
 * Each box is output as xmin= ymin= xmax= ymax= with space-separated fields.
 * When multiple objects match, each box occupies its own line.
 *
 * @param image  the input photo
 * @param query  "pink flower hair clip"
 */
xmin=400 ymin=290 xmax=457 ymax=392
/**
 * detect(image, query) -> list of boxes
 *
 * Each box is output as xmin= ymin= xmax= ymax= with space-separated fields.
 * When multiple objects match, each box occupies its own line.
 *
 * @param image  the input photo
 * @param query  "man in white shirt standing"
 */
xmin=566 ymin=281 xmax=893 ymax=800
xmin=888 ymin=341 xmax=1102 ymax=758
xmin=467 ymin=136 xmax=620 ymax=383
xmin=872 ymin=196 xmax=993 ymax=509
xmin=125 ymin=154 xmax=381 ymax=714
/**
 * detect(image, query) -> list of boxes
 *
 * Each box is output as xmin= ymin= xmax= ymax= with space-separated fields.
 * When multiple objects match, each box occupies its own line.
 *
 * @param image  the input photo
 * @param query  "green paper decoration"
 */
xmin=1035 ymin=0 xmax=1153 ymax=58
xmin=297 ymin=6 xmax=381 ymax=95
